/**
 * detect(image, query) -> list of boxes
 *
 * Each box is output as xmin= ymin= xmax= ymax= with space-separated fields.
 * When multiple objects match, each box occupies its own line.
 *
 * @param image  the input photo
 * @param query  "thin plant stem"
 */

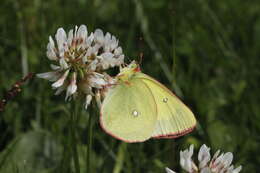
xmin=70 ymin=102 xmax=80 ymax=173
xmin=14 ymin=0 xmax=29 ymax=76
xmin=60 ymin=142 xmax=71 ymax=173
xmin=86 ymin=105 xmax=94 ymax=173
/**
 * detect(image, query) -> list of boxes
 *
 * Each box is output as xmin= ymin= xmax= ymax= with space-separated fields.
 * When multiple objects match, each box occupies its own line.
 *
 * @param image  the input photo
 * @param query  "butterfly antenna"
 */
xmin=138 ymin=36 xmax=144 ymax=66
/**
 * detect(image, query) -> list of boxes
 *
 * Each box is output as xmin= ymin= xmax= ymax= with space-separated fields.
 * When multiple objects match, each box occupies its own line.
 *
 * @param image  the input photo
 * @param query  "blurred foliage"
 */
xmin=0 ymin=0 xmax=260 ymax=172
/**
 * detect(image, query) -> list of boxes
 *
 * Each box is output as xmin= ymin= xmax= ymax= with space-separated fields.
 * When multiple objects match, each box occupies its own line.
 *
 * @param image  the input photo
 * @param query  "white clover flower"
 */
xmin=166 ymin=144 xmax=242 ymax=173
xmin=37 ymin=24 xmax=124 ymax=108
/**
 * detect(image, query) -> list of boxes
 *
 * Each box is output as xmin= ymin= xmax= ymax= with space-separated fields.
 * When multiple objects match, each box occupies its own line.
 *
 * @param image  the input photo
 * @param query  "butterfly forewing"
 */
xmin=100 ymin=79 xmax=158 ymax=142
xmin=136 ymin=73 xmax=196 ymax=138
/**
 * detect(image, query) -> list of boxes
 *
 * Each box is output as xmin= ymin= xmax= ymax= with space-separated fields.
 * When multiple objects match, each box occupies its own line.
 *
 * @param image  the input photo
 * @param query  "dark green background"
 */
xmin=0 ymin=0 xmax=259 ymax=172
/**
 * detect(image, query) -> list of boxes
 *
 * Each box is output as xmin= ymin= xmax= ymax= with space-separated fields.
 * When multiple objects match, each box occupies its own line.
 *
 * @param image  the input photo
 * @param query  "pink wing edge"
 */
xmin=152 ymin=125 xmax=196 ymax=139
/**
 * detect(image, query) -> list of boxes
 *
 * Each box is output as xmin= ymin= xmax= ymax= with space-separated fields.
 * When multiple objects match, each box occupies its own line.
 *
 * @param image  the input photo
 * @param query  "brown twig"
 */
xmin=0 ymin=73 xmax=34 ymax=112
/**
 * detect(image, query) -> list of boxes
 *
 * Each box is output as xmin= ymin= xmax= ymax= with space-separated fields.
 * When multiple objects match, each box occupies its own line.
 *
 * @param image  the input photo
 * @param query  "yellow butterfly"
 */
xmin=100 ymin=61 xmax=196 ymax=143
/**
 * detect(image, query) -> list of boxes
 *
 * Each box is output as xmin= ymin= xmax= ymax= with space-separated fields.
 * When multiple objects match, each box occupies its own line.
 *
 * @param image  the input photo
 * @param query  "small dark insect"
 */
xmin=0 ymin=73 xmax=34 ymax=112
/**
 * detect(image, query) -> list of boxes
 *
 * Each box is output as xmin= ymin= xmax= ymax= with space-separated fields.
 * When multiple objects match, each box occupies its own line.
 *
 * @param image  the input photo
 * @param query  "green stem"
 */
xmin=86 ymin=106 xmax=93 ymax=173
xmin=70 ymin=102 xmax=80 ymax=173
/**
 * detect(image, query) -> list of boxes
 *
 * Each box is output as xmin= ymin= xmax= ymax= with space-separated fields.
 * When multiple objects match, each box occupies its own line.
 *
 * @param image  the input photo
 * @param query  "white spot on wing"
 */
xmin=132 ymin=110 xmax=139 ymax=117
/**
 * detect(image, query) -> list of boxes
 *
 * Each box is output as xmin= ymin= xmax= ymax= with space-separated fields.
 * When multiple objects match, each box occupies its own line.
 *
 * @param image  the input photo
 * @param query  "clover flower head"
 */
xmin=166 ymin=144 xmax=242 ymax=173
xmin=37 ymin=24 xmax=124 ymax=108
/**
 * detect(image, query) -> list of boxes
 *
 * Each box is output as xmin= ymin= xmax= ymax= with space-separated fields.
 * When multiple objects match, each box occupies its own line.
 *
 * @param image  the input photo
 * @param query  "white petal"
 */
xmin=180 ymin=151 xmax=185 ymax=168
xmin=165 ymin=167 xmax=176 ymax=173
xmin=222 ymin=152 xmax=233 ymax=168
xmin=36 ymin=71 xmax=60 ymax=82
xmin=91 ymin=77 xmax=107 ymax=87
xmin=200 ymin=167 xmax=211 ymax=173
xmin=215 ymin=153 xmax=224 ymax=164
xmin=55 ymin=28 xmax=67 ymax=57
xmin=92 ymin=44 xmax=101 ymax=54
xmin=101 ymin=52 xmax=115 ymax=68
xmin=100 ymin=61 xmax=110 ymax=69
xmin=212 ymin=150 xmax=221 ymax=162
xmin=180 ymin=145 xmax=194 ymax=172
xmin=227 ymin=165 xmax=234 ymax=172
xmin=76 ymin=25 xmax=88 ymax=50
xmin=50 ymin=64 xmax=61 ymax=70
xmin=86 ymin=46 xmax=96 ymax=57
xmin=211 ymin=153 xmax=224 ymax=172
xmin=189 ymin=145 xmax=194 ymax=156
xmin=95 ymin=91 xmax=101 ymax=109
xmin=52 ymin=70 xmax=69 ymax=88
xmin=86 ymin=32 xmax=94 ymax=47
xmin=103 ymin=32 xmax=112 ymax=51
xmin=94 ymin=29 xmax=104 ymax=44
xmin=49 ymin=36 xmax=55 ymax=47
xmin=209 ymin=150 xmax=220 ymax=168
xmin=103 ymin=45 xmax=110 ymax=52
xmin=59 ymin=58 xmax=69 ymax=69
xmin=85 ymin=94 xmax=92 ymax=110
xmin=54 ymin=84 xmax=67 ymax=95
xmin=232 ymin=166 xmax=242 ymax=173
xmin=110 ymin=35 xmax=118 ymax=50
xmin=73 ymin=25 xmax=78 ymax=38
xmin=67 ymin=29 xmax=74 ymax=47
xmin=198 ymin=144 xmax=211 ymax=168
xmin=101 ymin=52 xmax=113 ymax=60
xmin=104 ymin=32 xmax=111 ymax=43
xmin=77 ymin=25 xmax=88 ymax=40
xmin=115 ymin=55 xmax=124 ymax=66
xmin=46 ymin=49 xmax=57 ymax=60
xmin=65 ymin=72 xmax=77 ymax=100
xmin=88 ymin=73 xmax=107 ymax=88
xmin=47 ymin=37 xmax=57 ymax=60
xmin=82 ymin=54 xmax=88 ymax=63
xmin=114 ymin=46 xmax=122 ymax=56
xmin=88 ymin=59 xmax=98 ymax=71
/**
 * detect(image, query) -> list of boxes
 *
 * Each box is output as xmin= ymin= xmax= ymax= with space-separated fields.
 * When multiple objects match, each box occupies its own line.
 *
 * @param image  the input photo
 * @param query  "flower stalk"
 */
xmin=70 ymin=101 xmax=80 ymax=173
xmin=86 ymin=105 xmax=94 ymax=173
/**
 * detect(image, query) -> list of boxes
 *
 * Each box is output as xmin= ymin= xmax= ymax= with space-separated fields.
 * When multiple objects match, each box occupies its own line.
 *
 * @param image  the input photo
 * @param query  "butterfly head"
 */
xmin=117 ymin=61 xmax=140 ymax=83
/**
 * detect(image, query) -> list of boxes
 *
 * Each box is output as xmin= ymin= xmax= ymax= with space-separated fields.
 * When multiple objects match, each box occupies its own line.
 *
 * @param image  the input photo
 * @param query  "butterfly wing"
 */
xmin=100 ymin=79 xmax=157 ymax=142
xmin=135 ymin=73 xmax=196 ymax=138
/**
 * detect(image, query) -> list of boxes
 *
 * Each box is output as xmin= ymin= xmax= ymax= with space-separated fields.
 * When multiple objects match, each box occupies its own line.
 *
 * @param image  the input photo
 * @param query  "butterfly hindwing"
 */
xmin=135 ymin=73 xmax=196 ymax=138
